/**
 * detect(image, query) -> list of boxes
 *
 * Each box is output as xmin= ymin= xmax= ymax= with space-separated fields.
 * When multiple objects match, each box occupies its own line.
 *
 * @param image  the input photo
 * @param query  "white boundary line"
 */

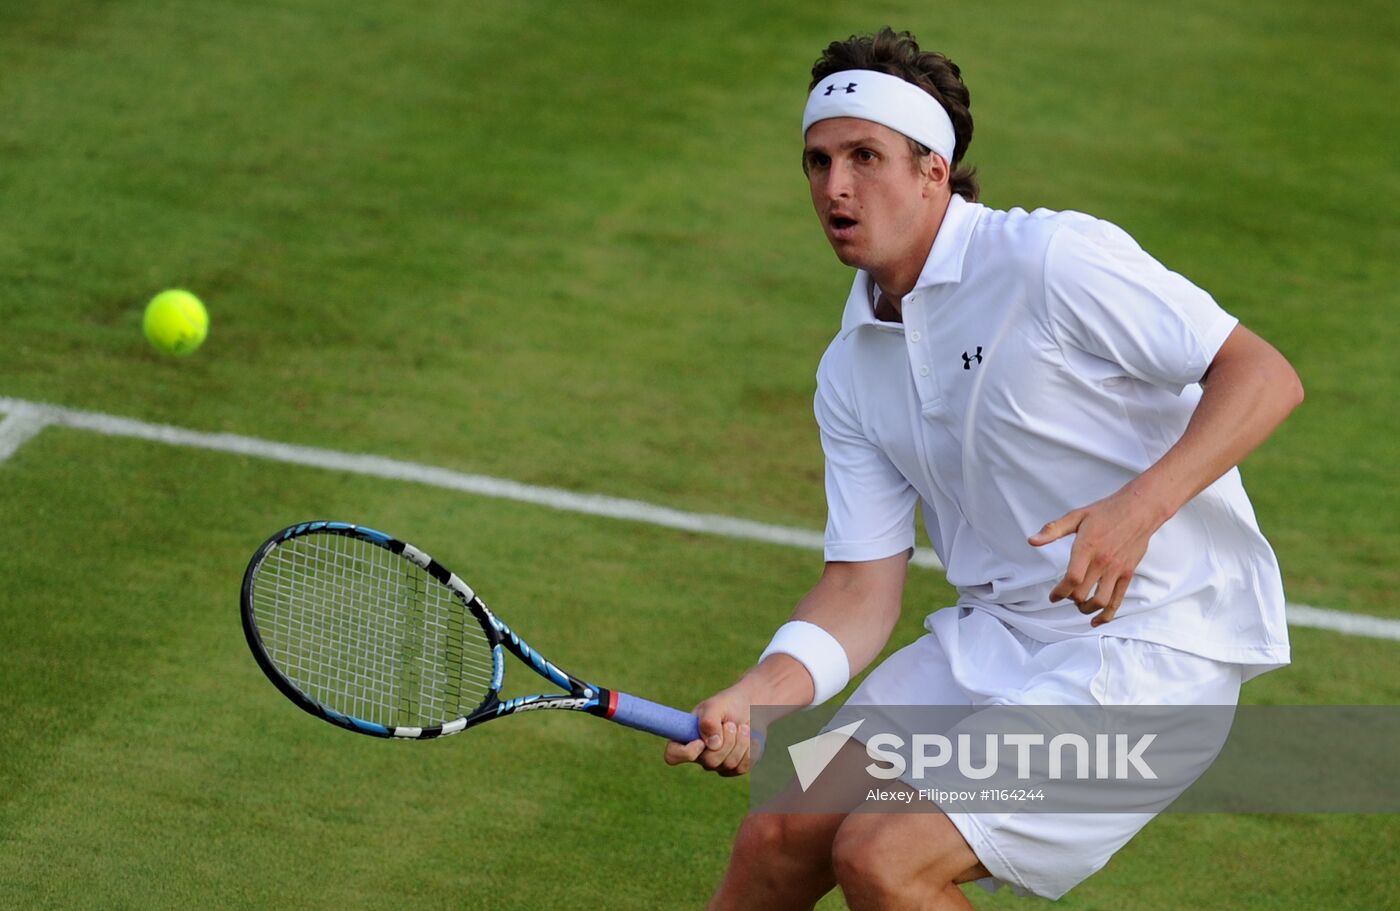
xmin=1284 ymin=604 xmax=1400 ymax=641
xmin=0 ymin=404 xmax=51 ymax=462
xmin=3 ymin=395 xmax=1397 ymax=643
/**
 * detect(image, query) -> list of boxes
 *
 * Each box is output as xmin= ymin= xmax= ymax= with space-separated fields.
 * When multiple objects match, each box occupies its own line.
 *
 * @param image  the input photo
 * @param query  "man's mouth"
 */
xmin=828 ymin=214 xmax=859 ymax=238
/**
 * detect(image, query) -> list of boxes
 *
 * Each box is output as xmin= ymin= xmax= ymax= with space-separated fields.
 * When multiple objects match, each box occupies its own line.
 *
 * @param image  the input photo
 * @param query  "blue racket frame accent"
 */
xmin=242 ymin=521 xmax=700 ymax=745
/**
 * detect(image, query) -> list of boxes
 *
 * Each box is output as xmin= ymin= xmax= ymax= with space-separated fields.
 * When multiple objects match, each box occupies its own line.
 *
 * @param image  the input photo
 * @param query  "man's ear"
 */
xmin=922 ymin=153 xmax=950 ymax=197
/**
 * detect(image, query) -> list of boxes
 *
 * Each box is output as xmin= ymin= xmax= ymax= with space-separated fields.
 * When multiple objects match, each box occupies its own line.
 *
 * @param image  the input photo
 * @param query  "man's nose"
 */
xmin=823 ymin=160 xmax=854 ymax=200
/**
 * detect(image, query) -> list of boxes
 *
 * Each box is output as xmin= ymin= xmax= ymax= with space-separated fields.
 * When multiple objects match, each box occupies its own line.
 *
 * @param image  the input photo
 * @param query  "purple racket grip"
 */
xmin=610 ymin=692 xmax=701 ymax=743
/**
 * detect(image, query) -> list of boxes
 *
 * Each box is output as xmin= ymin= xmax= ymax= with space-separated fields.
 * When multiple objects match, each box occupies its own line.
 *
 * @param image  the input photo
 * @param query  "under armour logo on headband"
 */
xmin=803 ymin=69 xmax=957 ymax=163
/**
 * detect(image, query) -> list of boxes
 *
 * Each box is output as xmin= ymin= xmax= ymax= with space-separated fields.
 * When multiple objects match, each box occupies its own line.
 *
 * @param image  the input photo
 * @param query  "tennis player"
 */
xmin=664 ymin=27 xmax=1304 ymax=909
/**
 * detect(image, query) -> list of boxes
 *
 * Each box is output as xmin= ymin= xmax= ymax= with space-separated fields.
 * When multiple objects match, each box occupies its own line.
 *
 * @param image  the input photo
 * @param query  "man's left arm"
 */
xmin=1030 ymin=324 xmax=1304 ymax=625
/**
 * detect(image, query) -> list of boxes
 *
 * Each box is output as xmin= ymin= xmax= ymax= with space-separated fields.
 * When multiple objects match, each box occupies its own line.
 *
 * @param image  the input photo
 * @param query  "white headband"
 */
xmin=802 ymin=69 xmax=957 ymax=164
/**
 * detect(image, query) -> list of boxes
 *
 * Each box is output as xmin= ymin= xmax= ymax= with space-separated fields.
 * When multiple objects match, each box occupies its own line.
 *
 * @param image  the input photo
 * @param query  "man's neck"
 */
xmin=870 ymin=193 xmax=953 ymax=318
xmin=872 ymin=287 xmax=904 ymax=323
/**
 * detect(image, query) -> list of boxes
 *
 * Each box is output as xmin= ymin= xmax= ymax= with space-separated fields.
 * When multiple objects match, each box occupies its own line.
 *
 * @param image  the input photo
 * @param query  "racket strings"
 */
xmin=251 ymin=533 xmax=495 ymax=728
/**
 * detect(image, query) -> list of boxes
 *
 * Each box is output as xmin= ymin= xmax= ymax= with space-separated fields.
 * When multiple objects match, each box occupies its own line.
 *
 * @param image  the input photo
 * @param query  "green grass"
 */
xmin=1 ymin=1 xmax=1396 ymax=908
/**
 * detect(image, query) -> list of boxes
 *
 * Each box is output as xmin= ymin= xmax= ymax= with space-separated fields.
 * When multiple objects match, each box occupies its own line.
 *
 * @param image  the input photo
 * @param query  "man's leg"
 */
xmin=708 ymin=738 xmax=992 ymax=910
xmin=708 ymin=797 xmax=991 ymax=911
xmin=832 ymin=806 xmax=990 ymax=911
xmin=707 ymin=811 xmax=844 ymax=911
xmin=708 ymin=740 xmax=872 ymax=910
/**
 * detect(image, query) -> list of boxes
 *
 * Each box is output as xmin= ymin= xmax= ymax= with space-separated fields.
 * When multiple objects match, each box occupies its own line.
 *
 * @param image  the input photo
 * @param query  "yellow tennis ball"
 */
xmin=143 ymin=289 xmax=208 ymax=356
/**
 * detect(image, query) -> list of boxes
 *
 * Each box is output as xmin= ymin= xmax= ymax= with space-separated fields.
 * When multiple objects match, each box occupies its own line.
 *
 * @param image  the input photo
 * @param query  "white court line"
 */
xmin=2 ymin=395 xmax=1397 ymax=642
xmin=1284 ymin=604 xmax=1400 ymax=641
xmin=0 ymin=404 xmax=51 ymax=462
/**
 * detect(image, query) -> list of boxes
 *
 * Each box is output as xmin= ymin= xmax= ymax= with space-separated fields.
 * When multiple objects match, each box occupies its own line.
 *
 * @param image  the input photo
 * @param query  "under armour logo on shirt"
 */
xmin=824 ymin=82 xmax=858 ymax=96
xmin=962 ymin=347 xmax=984 ymax=370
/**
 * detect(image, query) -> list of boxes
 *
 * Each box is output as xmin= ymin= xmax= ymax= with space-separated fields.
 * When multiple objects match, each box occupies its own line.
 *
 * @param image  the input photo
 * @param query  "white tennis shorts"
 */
xmin=841 ymin=605 xmax=1244 ymax=900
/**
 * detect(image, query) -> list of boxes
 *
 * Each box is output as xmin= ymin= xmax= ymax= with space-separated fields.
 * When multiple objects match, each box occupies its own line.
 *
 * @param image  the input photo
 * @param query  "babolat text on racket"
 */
xmin=240 ymin=521 xmax=701 ymax=743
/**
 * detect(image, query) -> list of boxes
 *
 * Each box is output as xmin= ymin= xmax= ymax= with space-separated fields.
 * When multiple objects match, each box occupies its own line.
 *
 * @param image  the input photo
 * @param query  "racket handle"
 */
xmin=611 ymin=692 xmax=702 ymax=743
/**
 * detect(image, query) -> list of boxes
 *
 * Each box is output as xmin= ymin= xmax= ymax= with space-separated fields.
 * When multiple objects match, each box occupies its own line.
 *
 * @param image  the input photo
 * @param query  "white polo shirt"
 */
xmin=816 ymin=194 xmax=1290 ymax=679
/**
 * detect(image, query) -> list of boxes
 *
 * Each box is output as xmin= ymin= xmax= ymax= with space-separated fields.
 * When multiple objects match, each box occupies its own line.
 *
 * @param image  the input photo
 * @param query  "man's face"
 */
xmin=803 ymin=117 xmax=941 ymax=277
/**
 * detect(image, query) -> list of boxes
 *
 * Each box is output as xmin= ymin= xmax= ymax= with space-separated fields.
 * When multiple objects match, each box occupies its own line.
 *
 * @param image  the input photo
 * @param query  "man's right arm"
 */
xmin=663 ymin=550 xmax=909 ymax=775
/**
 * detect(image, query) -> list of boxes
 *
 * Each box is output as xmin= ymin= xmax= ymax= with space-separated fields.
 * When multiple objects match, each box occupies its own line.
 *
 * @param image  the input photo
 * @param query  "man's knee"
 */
xmin=733 ymin=812 xmax=788 ymax=858
xmin=831 ymin=813 xmax=982 ymax=904
xmin=732 ymin=811 xmax=835 ymax=862
xmin=831 ymin=820 xmax=907 ymax=902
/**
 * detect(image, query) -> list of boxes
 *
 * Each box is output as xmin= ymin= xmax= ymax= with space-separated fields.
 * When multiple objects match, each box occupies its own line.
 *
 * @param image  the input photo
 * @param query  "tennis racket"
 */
xmin=240 ymin=521 xmax=700 ymax=743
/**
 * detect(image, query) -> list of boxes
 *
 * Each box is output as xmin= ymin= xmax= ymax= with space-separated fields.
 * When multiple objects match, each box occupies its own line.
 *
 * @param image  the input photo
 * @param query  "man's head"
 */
xmin=802 ymin=29 xmax=977 ymax=288
xmin=808 ymin=28 xmax=977 ymax=201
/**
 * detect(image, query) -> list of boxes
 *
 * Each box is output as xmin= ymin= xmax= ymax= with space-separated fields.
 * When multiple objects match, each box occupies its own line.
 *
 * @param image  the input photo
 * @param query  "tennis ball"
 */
xmin=143 ymin=289 xmax=208 ymax=356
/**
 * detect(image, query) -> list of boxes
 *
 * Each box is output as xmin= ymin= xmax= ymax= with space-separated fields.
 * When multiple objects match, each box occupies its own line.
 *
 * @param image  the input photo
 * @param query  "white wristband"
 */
xmin=758 ymin=620 xmax=851 ymax=706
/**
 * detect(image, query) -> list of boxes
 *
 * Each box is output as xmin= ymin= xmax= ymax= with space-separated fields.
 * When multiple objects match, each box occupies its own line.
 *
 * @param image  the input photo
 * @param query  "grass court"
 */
xmin=1 ymin=1 xmax=1396 ymax=908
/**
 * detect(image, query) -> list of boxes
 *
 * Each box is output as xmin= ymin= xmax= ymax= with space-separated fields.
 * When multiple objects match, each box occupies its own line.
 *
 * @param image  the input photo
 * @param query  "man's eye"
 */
xmin=856 ymin=149 xmax=877 ymax=162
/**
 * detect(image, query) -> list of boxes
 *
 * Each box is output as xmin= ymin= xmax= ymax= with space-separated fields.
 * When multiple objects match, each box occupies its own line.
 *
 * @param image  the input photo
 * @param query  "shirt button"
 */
xmin=919 ymin=365 xmax=930 ymax=377
xmin=910 ymin=330 xmax=921 ymax=342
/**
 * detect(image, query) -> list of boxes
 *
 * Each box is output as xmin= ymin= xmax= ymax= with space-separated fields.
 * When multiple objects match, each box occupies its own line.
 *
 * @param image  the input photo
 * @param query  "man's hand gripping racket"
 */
xmin=240 ymin=521 xmax=700 ymax=744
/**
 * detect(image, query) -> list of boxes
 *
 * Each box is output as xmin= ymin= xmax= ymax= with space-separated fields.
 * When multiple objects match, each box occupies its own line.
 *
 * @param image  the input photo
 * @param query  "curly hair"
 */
xmin=810 ymin=27 xmax=979 ymax=201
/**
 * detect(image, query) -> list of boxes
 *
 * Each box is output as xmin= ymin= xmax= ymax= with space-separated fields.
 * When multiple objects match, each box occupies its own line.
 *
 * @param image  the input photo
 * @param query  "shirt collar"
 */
xmin=839 ymin=193 xmax=983 ymax=338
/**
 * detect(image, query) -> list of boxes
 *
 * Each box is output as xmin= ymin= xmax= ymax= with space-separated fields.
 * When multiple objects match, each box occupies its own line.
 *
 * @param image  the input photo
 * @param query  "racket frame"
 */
xmin=241 ymin=521 xmax=631 ymax=740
